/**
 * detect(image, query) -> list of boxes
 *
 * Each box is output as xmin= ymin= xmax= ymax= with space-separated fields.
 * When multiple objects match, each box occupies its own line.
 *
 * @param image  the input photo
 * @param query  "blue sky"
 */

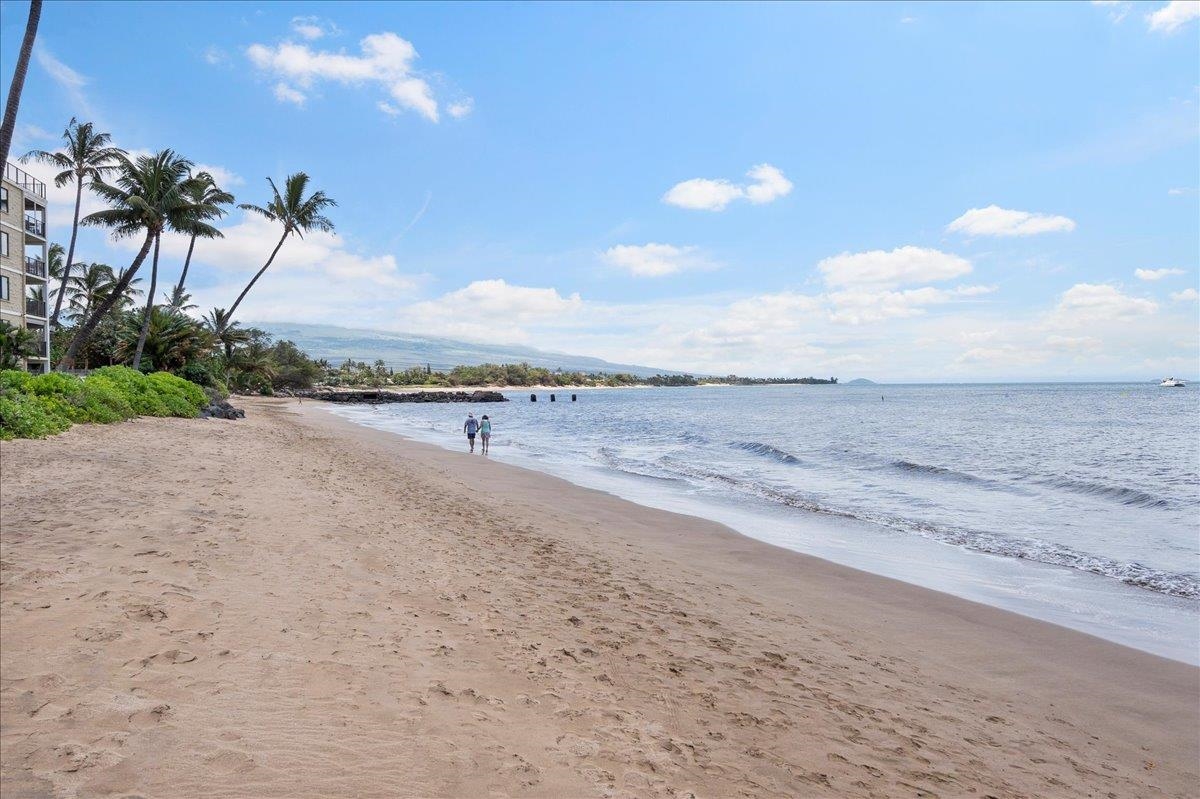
xmin=2 ymin=0 xmax=1197 ymax=379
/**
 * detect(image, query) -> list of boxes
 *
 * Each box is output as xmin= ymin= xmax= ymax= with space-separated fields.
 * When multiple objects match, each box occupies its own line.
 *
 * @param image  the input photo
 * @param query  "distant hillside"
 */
xmin=255 ymin=322 xmax=686 ymax=378
xmin=845 ymin=378 xmax=877 ymax=385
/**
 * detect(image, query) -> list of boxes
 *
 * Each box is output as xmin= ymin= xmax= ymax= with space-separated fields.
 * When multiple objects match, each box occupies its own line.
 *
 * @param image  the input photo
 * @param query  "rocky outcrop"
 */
xmin=201 ymin=388 xmax=246 ymax=420
xmin=283 ymin=388 xmax=509 ymax=404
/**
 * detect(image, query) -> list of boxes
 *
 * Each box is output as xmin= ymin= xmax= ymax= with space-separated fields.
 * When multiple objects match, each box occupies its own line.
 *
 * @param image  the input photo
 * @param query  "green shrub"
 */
xmin=0 ymin=369 xmax=31 ymax=394
xmin=91 ymin=365 xmax=171 ymax=416
xmin=146 ymin=371 xmax=206 ymax=418
xmin=0 ymin=366 xmax=206 ymax=438
xmin=0 ymin=392 xmax=73 ymax=440
xmin=74 ymin=377 xmax=135 ymax=423
xmin=179 ymin=360 xmax=216 ymax=387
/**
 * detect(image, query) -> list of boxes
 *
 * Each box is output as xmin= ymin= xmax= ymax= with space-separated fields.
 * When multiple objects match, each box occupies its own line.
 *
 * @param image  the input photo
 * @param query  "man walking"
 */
xmin=464 ymin=413 xmax=480 ymax=453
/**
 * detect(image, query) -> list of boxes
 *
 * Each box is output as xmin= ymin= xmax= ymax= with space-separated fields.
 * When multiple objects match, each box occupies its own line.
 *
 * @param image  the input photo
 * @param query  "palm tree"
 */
xmin=0 ymin=320 xmax=38 ymax=368
xmin=60 ymin=150 xmax=215 ymax=370
xmin=203 ymin=306 xmax=249 ymax=360
xmin=65 ymin=262 xmax=115 ymax=322
xmin=0 ymin=0 xmax=41 ymax=170
xmin=172 ymin=171 xmax=233 ymax=298
xmin=45 ymin=242 xmax=67 ymax=311
xmin=229 ymin=172 xmax=335 ymax=320
xmin=227 ymin=342 xmax=277 ymax=393
xmin=22 ymin=119 xmax=124 ymax=326
xmin=163 ymin=286 xmax=197 ymax=313
xmin=110 ymin=266 xmax=144 ymax=311
xmin=116 ymin=306 xmax=212 ymax=372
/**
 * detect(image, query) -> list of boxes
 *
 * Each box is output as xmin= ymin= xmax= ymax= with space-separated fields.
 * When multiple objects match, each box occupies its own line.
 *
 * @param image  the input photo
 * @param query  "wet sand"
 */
xmin=1 ymin=397 xmax=1196 ymax=798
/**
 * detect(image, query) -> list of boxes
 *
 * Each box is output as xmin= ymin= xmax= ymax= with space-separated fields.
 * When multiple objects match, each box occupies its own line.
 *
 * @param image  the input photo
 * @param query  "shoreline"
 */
xmin=321 ymin=397 xmax=1199 ymax=664
xmin=2 ymin=398 xmax=1196 ymax=797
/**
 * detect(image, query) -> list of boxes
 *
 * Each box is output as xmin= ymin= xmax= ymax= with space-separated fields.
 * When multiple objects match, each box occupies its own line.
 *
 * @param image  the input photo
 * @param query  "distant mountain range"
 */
xmin=256 ymin=322 xmax=686 ymax=378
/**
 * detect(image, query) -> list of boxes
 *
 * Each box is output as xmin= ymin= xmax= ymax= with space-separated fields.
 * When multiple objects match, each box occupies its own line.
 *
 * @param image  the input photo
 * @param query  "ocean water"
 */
xmin=327 ymin=384 xmax=1200 ymax=664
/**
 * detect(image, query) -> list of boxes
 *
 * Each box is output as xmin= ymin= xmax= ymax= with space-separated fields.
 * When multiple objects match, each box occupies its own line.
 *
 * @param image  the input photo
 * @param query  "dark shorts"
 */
xmin=467 ymin=433 xmax=476 ymax=439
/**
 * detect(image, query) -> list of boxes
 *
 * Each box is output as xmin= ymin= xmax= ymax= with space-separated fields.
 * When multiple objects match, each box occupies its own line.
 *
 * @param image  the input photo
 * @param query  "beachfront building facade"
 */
xmin=1 ymin=162 xmax=51 ymax=373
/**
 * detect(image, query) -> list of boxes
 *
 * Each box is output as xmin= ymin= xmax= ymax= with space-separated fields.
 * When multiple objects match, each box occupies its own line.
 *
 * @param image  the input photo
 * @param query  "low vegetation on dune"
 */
xmin=0 ymin=366 xmax=205 ymax=439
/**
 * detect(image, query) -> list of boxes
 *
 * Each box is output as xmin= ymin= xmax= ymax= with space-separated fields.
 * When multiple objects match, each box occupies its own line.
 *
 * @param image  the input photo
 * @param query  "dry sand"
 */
xmin=1 ymin=398 xmax=1196 ymax=798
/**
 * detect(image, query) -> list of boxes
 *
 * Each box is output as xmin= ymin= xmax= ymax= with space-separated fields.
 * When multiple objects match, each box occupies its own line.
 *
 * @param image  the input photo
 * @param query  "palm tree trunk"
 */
xmin=0 ymin=0 xmax=41 ymax=169
xmin=131 ymin=233 xmax=160 ymax=370
xmin=50 ymin=178 xmax=83 ymax=327
xmin=227 ymin=230 xmax=288 ymax=320
xmin=79 ymin=297 xmax=91 ymax=369
xmin=60 ymin=229 xmax=154 ymax=370
xmin=173 ymin=233 xmax=198 ymax=298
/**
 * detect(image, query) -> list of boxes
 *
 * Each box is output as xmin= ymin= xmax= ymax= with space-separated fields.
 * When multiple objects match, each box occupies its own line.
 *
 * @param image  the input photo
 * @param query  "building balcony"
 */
xmin=25 ymin=298 xmax=47 ymax=318
xmin=23 ymin=215 xmax=46 ymax=238
xmin=24 ymin=255 xmax=46 ymax=279
xmin=4 ymin=161 xmax=47 ymax=200
xmin=27 ymin=338 xmax=49 ymax=358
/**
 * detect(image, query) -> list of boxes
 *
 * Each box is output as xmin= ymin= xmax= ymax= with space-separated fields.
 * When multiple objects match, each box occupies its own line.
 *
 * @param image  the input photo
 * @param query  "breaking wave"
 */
xmin=732 ymin=442 xmax=803 ymax=465
xmin=659 ymin=458 xmax=1199 ymax=599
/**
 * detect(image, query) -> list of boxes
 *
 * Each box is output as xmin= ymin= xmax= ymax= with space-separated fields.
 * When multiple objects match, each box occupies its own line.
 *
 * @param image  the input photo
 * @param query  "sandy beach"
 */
xmin=1 ymin=398 xmax=1196 ymax=798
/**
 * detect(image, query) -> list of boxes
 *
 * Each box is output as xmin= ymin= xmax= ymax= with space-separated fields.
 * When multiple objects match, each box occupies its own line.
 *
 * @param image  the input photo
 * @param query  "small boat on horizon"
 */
xmin=1159 ymin=377 xmax=1187 ymax=387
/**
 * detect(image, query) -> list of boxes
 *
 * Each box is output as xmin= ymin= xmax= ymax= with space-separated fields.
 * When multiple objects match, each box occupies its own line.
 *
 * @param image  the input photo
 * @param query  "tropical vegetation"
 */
xmin=22 ymin=118 xmax=124 ymax=325
xmin=0 ymin=366 xmax=205 ymax=440
xmin=320 ymin=360 xmax=836 ymax=388
xmin=12 ymin=116 xmax=334 ymax=377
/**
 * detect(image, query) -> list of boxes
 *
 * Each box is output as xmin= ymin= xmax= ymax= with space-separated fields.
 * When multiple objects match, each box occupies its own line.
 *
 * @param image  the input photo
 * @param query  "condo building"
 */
xmin=1 ymin=162 xmax=51 ymax=372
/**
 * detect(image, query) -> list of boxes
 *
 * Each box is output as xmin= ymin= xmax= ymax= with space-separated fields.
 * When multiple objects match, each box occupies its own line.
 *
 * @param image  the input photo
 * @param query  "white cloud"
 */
xmin=194 ymin=163 xmax=244 ymax=189
xmin=447 ymin=98 xmax=474 ymax=119
xmin=404 ymin=280 xmax=582 ymax=343
xmin=817 ymin=246 xmax=972 ymax=288
xmin=1167 ymin=187 xmax=1195 ymax=196
xmin=291 ymin=16 xmax=339 ymax=41
xmin=247 ymin=32 xmax=449 ymax=122
xmin=1053 ymin=283 xmax=1157 ymax=322
xmin=827 ymin=285 xmax=995 ymax=324
xmin=1147 ymin=1 xmax=1200 ymax=33
xmin=1045 ymin=335 xmax=1103 ymax=353
xmin=947 ymin=205 xmax=1076 ymax=237
xmin=1170 ymin=288 xmax=1199 ymax=302
xmin=955 ymin=346 xmax=1048 ymax=367
xmin=106 ymin=212 xmax=423 ymax=326
xmin=273 ymin=82 xmax=307 ymax=106
xmin=601 ymin=243 xmax=713 ymax=277
xmin=34 ymin=46 xmax=92 ymax=116
xmin=1134 ymin=267 xmax=1185 ymax=281
xmin=742 ymin=164 xmax=794 ymax=205
xmin=661 ymin=178 xmax=744 ymax=211
xmin=203 ymin=46 xmax=230 ymax=67
xmin=662 ymin=163 xmax=792 ymax=211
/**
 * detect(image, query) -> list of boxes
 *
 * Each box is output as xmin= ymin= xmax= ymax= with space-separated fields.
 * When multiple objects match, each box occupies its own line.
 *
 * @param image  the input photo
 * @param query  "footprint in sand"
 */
xmin=124 ymin=604 xmax=167 ymax=622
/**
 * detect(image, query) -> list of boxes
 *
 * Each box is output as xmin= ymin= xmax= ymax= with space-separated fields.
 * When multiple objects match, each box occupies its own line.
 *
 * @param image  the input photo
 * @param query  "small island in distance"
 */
xmin=845 ymin=378 xmax=878 ymax=385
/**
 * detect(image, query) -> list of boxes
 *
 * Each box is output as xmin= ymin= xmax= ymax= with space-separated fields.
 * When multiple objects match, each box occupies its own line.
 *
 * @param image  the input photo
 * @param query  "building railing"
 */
xmin=28 ymin=338 xmax=49 ymax=358
xmin=24 ymin=255 xmax=46 ymax=278
xmin=25 ymin=298 xmax=46 ymax=317
xmin=24 ymin=214 xmax=45 ymax=237
xmin=4 ymin=161 xmax=47 ymax=199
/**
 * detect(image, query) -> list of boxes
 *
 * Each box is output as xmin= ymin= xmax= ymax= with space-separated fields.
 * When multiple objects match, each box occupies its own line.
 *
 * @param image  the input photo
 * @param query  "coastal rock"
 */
xmin=287 ymin=388 xmax=509 ymax=404
xmin=200 ymin=390 xmax=246 ymax=420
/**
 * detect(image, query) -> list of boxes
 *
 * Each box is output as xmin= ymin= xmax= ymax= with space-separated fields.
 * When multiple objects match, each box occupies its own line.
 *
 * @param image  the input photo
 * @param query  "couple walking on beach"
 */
xmin=464 ymin=413 xmax=492 ymax=454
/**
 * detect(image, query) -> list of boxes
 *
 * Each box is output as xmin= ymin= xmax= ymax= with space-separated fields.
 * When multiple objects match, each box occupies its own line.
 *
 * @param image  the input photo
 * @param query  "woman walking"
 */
xmin=479 ymin=414 xmax=492 ymax=454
